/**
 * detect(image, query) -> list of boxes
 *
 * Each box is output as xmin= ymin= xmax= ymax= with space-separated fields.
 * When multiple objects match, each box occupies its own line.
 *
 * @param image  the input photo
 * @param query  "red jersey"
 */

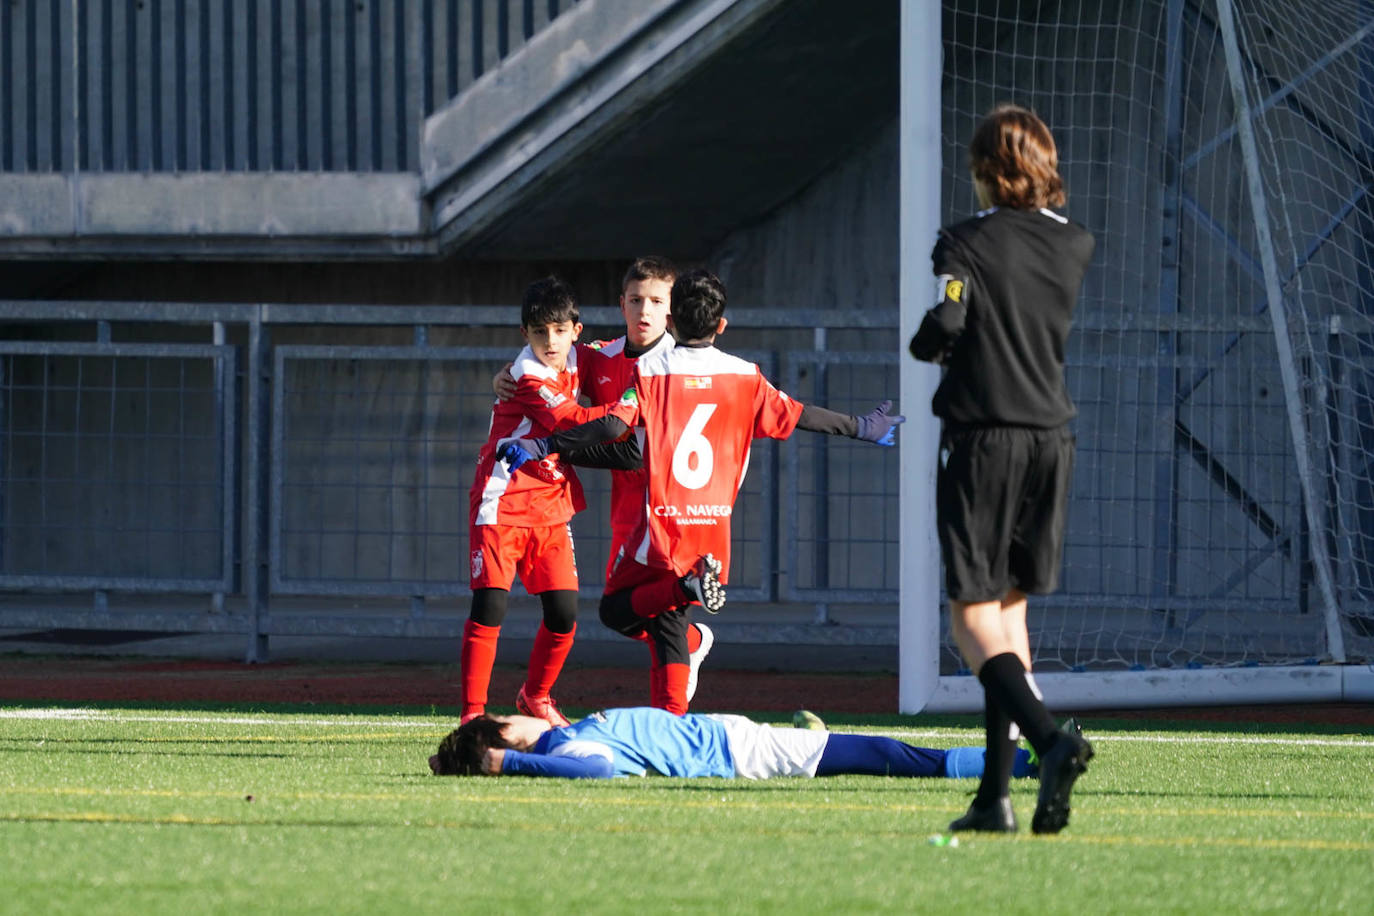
xmin=576 ymin=334 xmax=675 ymax=535
xmin=470 ymin=345 xmax=612 ymax=528
xmin=609 ymin=344 xmax=804 ymax=578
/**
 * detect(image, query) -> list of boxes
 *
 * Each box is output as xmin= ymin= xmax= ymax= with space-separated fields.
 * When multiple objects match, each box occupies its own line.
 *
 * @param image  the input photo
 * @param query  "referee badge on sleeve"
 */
xmin=936 ymin=274 xmax=963 ymax=303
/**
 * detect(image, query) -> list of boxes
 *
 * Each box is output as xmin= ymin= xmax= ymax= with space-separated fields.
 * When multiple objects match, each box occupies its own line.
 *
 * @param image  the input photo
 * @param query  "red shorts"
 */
xmin=604 ymin=551 xmax=674 ymax=596
xmin=469 ymin=522 xmax=578 ymax=593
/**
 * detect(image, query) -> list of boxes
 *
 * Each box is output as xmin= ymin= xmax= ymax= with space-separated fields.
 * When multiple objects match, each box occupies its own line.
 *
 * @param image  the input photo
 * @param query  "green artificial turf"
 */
xmin=1 ymin=704 xmax=1370 ymax=914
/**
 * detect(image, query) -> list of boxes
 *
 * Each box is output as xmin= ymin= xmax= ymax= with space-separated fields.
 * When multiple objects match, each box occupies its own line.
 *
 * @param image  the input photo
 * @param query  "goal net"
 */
xmin=901 ymin=0 xmax=1374 ymax=710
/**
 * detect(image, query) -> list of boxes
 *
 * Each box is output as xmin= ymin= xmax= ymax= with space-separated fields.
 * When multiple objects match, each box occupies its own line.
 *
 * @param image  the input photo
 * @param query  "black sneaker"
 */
xmin=1031 ymin=725 xmax=1095 ymax=834
xmin=681 ymin=554 xmax=725 ymax=614
xmin=948 ymin=796 xmax=1017 ymax=833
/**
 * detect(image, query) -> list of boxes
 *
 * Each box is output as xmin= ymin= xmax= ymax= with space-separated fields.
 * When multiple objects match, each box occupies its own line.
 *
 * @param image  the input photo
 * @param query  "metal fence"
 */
xmin=0 ymin=302 xmax=902 ymax=658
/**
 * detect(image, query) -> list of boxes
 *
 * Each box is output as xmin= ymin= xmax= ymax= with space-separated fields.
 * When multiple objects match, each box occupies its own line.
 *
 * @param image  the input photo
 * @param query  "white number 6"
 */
xmin=672 ymin=404 xmax=717 ymax=490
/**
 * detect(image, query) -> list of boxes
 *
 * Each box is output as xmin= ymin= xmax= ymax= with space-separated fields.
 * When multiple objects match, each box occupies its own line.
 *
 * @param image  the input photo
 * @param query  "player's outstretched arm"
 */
xmin=496 ymin=414 xmax=633 ymax=471
xmin=560 ymin=438 xmax=642 ymax=471
xmin=794 ymin=401 xmax=905 ymax=446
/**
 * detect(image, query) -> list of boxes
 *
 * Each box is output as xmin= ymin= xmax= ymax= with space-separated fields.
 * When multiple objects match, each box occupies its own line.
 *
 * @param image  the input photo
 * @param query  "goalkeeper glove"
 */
xmin=496 ymin=437 xmax=550 ymax=471
xmin=855 ymin=400 xmax=904 ymax=446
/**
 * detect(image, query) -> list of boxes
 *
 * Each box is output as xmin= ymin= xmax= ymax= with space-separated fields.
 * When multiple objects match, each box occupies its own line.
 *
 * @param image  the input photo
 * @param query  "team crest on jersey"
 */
xmin=684 ymin=377 xmax=712 ymax=390
xmin=470 ymin=549 xmax=484 ymax=579
xmin=618 ymin=388 xmax=639 ymax=406
xmin=538 ymin=385 xmax=567 ymax=408
xmin=946 ymin=279 xmax=963 ymax=302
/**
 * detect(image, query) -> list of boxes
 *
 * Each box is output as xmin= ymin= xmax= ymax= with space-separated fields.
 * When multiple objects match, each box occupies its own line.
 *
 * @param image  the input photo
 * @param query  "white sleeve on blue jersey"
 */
xmin=550 ymin=740 xmax=616 ymax=766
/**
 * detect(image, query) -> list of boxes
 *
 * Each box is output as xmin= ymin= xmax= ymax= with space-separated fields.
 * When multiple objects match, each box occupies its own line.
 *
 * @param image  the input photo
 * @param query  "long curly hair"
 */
xmin=968 ymin=104 xmax=1066 ymax=210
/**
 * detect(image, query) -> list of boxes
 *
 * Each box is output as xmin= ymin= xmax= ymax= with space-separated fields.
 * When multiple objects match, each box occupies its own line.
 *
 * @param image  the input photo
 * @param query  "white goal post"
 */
xmin=899 ymin=0 xmax=1374 ymax=712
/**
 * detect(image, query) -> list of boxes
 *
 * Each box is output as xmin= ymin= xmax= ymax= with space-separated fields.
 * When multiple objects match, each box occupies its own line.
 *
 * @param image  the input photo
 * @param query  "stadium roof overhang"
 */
xmin=0 ymin=0 xmax=897 ymax=264
xmin=422 ymin=0 xmax=899 ymax=260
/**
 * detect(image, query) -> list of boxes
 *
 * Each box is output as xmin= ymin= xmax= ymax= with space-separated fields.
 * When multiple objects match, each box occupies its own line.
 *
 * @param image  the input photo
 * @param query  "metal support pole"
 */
xmin=245 ymin=313 xmax=271 ymax=662
xmin=812 ymin=326 xmax=830 ymax=625
xmin=1215 ymin=0 xmax=1346 ymax=661
xmin=1152 ymin=0 xmax=1187 ymax=622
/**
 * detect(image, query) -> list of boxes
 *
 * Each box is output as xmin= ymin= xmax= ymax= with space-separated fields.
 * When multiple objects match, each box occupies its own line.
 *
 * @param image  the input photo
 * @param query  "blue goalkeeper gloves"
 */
xmin=855 ymin=400 xmax=905 ymax=446
xmin=496 ymin=437 xmax=550 ymax=471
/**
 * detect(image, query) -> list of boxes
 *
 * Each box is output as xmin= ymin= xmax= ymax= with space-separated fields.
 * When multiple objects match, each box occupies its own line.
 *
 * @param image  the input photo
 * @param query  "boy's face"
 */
xmin=521 ymin=319 xmax=582 ymax=371
xmin=620 ymin=277 xmax=673 ymax=348
xmin=486 ymin=714 xmax=548 ymax=749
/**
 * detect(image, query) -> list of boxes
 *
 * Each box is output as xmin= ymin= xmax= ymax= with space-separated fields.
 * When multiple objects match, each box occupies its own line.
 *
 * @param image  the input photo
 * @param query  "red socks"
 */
xmin=523 ymin=623 xmax=575 ymax=700
xmin=460 ymin=619 xmax=501 ymax=719
xmin=658 ymin=664 xmax=690 ymax=715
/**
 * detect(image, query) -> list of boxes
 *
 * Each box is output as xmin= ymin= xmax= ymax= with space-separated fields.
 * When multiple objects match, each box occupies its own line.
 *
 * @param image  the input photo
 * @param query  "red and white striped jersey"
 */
xmin=469 ymin=345 xmax=612 ymax=528
xmin=576 ymin=333 xmax=675 ymax=534
xmin=609 ymin=344 xmax=804 ymax=578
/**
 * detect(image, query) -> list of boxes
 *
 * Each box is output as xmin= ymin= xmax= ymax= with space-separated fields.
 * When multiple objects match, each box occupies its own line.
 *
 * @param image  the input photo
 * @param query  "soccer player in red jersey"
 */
xmin=498 ymin=269 xmax=903 ymax=714
xmin=572 ymin=257 xmax=679 ymax=578
xmin=496 ymin=257 xmax=695 ymax=701
xmin=496 ymin=257 xmax=678 ymax=578
xmin=462 ymin=276 xmax=620 ymax=728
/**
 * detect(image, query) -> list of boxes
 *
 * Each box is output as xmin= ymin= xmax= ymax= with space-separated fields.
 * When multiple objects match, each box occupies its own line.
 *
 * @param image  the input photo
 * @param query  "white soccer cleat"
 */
xmin=686 ymin=623 xmax=714 ymax=702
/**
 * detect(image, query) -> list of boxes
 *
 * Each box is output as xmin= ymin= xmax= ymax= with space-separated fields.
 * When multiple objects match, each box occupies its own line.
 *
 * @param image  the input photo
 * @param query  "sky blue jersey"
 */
xmin=501 ymin=707 xmax=735 ymax=778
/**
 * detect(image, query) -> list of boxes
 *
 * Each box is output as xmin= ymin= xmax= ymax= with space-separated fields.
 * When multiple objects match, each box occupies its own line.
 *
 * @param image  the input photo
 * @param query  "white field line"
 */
xmin=0 ymin=708 xmax=448 ymax=728
xmin=2 ymin=707 xmax=1372 ymax=748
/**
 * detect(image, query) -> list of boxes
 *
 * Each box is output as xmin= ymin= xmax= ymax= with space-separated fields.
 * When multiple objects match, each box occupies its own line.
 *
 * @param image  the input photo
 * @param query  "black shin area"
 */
xmin=975 ymin=693 xmax=1016 ymax=806
xmin=599 ymin=590 xmax=646 ymax=639
xmin=538 ymin=589 xmax=578 ymax=634
xmin=978 ymin=652 xmax=1058 ymax=754
xmin=647 ymin=608 xmax=691 ymax=666
xmin=469 ymin=588 xmax=509 ymax=627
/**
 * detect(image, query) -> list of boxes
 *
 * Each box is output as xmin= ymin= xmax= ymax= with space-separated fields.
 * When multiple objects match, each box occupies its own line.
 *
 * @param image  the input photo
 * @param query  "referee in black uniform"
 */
xmin=909 ymin=104 xmax=1096 ymax=835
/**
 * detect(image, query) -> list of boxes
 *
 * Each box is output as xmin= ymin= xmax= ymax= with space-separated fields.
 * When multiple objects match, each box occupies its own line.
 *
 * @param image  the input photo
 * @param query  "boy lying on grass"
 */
xmin=428 ymin=706 xmax=1043 ymax=781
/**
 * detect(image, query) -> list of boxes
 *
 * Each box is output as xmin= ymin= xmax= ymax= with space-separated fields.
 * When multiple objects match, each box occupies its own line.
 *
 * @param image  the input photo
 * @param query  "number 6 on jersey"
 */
xmin=672 ymin=404 xmax=717 ymax=490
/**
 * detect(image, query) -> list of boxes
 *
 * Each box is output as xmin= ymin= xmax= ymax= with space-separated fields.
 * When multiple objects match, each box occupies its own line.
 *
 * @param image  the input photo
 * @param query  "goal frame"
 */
xmin=896 ymin=0 xmax=1374 ymax=714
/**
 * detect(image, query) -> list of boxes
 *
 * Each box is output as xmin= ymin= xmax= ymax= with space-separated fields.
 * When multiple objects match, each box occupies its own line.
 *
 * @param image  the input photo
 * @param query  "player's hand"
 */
xmin=492 ymin=362 xmax=516 ymax=401
xmin=855 ymin=400 xmax=905 ymax=446
xmin=481 ymin=748 xmax=505 ymax=775
xmin=496 ymin=437 xmax=550 ymax=471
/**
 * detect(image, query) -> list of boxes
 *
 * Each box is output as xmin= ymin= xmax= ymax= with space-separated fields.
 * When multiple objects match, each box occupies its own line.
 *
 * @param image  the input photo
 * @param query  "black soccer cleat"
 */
xmin=948 ymin=796 xmax=1017 ymax=833
xmin=1031 ymin=723 xmax=1095 ymax=835
xmin=681 ymin=554 xmax=726 ymax=614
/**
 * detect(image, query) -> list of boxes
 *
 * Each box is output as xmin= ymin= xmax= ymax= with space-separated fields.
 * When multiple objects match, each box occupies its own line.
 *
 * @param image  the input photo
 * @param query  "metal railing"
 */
xmin=0 ymin=301 xmax=900 ymax=659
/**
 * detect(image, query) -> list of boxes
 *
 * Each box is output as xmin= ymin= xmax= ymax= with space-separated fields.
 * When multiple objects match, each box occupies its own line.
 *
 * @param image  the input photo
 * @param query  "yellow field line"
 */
xmin=3 ymin=809 xmax=1370 ymax=853
xmin=3 ymin=784 xmax=1370 ymax=825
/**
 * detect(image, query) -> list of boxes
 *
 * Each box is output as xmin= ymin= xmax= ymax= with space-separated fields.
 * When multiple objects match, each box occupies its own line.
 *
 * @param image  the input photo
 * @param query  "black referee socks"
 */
xmin=977 ymin=652 xmax=1059 ymax=755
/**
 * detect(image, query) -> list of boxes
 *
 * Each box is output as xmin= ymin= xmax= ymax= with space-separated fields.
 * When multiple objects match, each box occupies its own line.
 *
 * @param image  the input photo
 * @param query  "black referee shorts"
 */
xmin=936 ymin=424 xmax=1074 ymax=603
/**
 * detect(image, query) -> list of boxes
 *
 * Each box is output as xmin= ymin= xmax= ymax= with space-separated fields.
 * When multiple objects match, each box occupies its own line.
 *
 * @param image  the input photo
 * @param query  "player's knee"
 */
xmin=599 ymin=591 xmax=639 ymax=634
xmin=539 ymin=589 xmax=578 ymax=633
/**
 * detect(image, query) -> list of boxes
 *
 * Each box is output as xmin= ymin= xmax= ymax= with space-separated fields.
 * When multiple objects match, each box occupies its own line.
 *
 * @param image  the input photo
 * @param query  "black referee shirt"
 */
xmin=911 ymin=206 xmax=1094 ymax=429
